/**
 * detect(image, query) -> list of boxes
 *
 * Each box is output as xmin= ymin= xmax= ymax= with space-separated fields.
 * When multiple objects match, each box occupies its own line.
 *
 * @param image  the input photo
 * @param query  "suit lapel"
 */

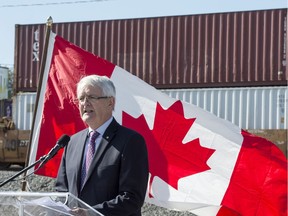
xmin=76 ymin=129 xmax=89 ymax=192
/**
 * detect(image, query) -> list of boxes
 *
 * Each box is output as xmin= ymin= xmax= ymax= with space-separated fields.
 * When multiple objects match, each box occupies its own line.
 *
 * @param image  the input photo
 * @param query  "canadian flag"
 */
xmin=29 ymin=32 xmax=287 ymax=216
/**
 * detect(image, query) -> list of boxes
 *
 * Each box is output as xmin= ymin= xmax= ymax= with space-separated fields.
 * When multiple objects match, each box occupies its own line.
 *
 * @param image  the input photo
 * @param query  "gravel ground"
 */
xmin=0 ymin=166 xmax=196 ymax=216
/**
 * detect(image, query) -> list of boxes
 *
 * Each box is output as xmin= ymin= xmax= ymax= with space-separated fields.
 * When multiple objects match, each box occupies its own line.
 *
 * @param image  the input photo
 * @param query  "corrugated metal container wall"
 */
xmin=14 ymin=24 xmax=46 ymax=92
xmin=13 ymin=87 xmax=287 ymax=130
xmin=162 ymin=86 xmax=288 ymax=130
xmin=14 ymin=9 xmax=287 ymax=92
xmin=12 ymin=93 xmax=36 ymax=130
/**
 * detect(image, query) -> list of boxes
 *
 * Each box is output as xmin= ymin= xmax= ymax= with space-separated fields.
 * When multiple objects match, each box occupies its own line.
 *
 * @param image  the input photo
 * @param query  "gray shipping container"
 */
xmin=13 ymin=86 xmax=287 ymax=130
xmin=162 ymin=86 xmax=287 ymax=130
xmin=12 ymin=92 xmax=35 ymax=130
xmin=14 ymin=8 xmax=287 ymax=92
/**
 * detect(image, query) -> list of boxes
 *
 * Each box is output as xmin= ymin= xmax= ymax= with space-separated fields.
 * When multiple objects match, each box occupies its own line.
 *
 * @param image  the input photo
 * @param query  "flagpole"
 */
xmin=21 ymin=16 xmax=53 ymax=191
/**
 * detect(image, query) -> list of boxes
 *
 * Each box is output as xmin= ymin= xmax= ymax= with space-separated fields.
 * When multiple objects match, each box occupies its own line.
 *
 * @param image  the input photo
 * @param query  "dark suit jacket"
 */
xmin=55 ymin=118 xmax=149 ymax=216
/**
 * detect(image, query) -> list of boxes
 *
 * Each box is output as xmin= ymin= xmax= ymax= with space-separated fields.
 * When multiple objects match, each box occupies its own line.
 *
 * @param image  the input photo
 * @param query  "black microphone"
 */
xmin=39 ymin=134 xmax=70 ymax=167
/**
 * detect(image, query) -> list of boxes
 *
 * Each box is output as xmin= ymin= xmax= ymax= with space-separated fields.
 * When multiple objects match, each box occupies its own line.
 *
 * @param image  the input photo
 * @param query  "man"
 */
xmin=55 ymin=75 xmax=149 ymax=216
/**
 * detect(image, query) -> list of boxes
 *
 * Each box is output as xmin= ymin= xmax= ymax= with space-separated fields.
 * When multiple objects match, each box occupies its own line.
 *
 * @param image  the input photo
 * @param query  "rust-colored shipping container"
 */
xmin=14 ymin=9 xmax=287 ymax=92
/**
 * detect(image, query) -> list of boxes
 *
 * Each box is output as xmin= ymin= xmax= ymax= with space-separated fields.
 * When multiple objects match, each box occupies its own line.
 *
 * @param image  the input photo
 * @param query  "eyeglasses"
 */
xmin=76 ymin=95 xmax=110 ymax=104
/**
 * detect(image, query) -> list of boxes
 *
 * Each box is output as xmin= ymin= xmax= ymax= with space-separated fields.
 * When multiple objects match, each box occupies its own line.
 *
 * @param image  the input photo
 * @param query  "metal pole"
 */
xmin=21 ymin=16 xmax=53 ymax=191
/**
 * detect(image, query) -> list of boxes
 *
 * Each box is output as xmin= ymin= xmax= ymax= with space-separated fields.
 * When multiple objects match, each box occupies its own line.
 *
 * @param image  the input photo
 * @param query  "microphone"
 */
xmin=38 ymin=134 xmax=70 ymax=168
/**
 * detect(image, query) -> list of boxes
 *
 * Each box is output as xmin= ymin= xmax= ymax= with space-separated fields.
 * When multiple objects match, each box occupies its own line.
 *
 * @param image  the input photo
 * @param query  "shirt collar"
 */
xmin=88 ymin=117 xmax=113 ymax=136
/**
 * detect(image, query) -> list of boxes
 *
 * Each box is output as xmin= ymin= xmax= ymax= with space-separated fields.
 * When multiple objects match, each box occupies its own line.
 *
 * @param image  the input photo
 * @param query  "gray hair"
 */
xmin=77 ymin=75 xmax=116 ymax=97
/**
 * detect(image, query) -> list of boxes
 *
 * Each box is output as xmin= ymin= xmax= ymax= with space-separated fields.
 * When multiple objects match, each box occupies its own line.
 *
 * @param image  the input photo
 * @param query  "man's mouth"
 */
xmin=83 ymin=109 xmax=94 ymax=114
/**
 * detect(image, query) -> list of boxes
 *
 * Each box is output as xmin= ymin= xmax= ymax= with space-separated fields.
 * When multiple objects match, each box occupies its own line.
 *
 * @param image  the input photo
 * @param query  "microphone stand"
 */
xmin=0 ymin=155 xmax=47 ymax=188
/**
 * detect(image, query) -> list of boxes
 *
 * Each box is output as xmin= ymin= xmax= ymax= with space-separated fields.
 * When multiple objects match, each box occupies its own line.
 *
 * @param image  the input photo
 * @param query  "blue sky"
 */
xmin=0 ymin=0 xmax=286 ymax=68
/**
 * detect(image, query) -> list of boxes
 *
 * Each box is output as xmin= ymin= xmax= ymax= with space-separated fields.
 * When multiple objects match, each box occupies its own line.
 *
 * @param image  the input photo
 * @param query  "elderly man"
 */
xmin=56 ymin=75 xmax=149 ymax=216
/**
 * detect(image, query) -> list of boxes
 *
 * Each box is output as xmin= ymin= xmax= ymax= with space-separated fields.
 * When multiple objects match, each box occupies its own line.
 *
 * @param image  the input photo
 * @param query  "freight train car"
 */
xmin=11 ymin=9 xmax=288 ymax=164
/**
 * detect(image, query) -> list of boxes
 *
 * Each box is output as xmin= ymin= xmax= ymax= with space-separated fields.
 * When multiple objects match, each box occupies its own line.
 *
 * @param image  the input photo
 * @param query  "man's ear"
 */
xmin=109 ymin=97 xmax=115 ymax=108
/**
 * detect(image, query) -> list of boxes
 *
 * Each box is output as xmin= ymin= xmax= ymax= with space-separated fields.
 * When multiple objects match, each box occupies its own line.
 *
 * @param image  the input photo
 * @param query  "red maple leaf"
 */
xmin=122 ymin=101 xmax=215 ymax=196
